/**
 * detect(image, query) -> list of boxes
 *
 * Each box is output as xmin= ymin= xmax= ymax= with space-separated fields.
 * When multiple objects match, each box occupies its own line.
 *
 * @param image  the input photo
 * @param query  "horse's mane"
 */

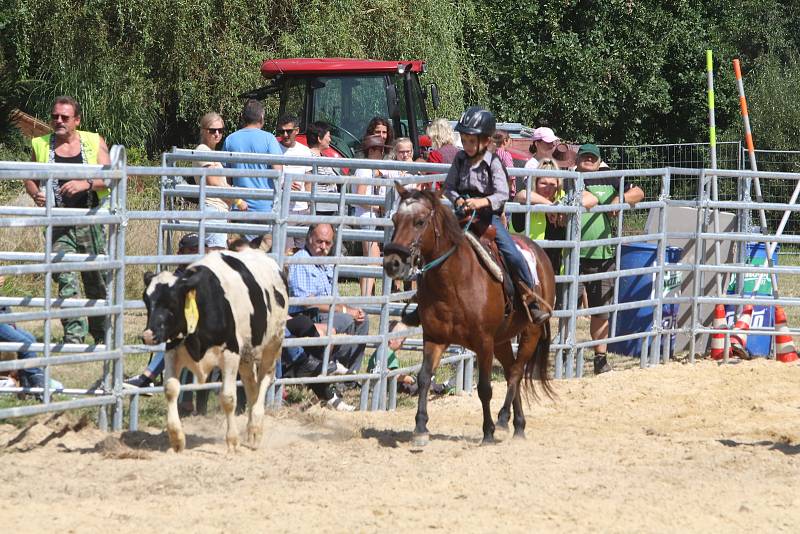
xmin=409 ymin=189 xmax=464 ymax=247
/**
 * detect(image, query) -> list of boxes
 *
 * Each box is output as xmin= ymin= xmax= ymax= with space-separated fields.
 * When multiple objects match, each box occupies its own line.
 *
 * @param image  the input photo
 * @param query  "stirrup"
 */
xmin=515 ymin=281 xmax=550 ymax=325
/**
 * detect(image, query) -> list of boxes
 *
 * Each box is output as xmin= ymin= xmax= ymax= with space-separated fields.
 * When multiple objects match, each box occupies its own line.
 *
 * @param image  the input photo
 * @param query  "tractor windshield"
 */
xmin=311 ymin=75 xmax=389 ymax=155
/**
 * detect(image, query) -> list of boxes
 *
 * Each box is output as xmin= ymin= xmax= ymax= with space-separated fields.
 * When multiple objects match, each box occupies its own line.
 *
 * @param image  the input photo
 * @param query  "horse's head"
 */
xmin=384 ymin=183 xmax=461 ymax=280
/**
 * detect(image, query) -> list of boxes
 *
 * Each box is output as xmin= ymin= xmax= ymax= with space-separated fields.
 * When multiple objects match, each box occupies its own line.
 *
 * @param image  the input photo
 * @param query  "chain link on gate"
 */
xmin=1 ymin=143 xmax=799 ymax=429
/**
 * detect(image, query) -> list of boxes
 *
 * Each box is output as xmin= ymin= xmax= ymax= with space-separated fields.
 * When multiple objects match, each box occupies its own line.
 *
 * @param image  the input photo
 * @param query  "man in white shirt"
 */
xmin=276 ymin=114 xmax=313 ymax=252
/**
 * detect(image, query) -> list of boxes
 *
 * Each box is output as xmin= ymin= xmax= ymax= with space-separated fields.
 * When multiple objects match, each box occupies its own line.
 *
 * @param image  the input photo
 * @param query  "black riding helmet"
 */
xmin=455 ymin=106 xmax=496 ymax=137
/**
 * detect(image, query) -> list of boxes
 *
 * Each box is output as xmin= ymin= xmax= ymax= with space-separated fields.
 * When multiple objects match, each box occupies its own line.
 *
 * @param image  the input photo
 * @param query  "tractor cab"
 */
xmin=242 ymin=58 xmax=438 ymax=159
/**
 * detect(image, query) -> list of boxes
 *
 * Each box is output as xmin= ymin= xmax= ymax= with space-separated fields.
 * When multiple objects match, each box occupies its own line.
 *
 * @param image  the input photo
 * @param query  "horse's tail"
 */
xmin=523 ymin=317 xmax=556 ymax=401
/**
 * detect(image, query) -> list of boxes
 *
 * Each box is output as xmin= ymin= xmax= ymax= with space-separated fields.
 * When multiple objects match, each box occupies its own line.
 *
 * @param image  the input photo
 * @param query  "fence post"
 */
xmin=652 ymin=169 xmax=670 ymax=365
xmin=690 ymin=170 xmax=709 ymax=363
xmin=564 ymin=171 xmax=584 ymax=378
xmin=110 ymin=145 xmax=128 ymax=431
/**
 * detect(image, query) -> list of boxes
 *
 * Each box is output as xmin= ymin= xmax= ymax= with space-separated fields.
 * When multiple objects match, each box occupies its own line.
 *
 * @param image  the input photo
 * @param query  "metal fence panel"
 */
xmin=1 ymin=143 xmax=799 ymax=429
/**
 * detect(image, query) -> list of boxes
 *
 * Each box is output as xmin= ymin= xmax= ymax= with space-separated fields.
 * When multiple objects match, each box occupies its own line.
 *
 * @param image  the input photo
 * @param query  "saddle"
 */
xmin=458 ymin=211 xmax=517 ymax=316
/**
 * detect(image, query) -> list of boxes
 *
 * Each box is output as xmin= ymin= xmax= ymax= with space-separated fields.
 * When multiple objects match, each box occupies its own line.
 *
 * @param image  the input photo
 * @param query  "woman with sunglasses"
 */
xmin=194 ymin=112 xmax=243 ymax=250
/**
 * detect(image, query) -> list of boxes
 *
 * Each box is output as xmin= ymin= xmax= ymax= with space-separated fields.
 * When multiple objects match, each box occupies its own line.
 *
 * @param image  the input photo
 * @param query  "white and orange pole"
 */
xmin=732 ymin=58 xmax=779 ymax=296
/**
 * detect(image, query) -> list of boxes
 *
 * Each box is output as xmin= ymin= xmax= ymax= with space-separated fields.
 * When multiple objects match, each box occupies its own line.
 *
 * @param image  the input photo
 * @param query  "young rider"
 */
xmin=443 ymin=107 xmax=549 ymax=324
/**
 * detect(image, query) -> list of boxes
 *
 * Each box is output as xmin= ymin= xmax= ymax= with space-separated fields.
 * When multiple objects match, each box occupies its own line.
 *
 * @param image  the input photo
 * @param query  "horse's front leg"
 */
xmin=476 ymin=345 xmax=496 ymax=445
xmin=412 ymin=341 xmax=447 ymax=447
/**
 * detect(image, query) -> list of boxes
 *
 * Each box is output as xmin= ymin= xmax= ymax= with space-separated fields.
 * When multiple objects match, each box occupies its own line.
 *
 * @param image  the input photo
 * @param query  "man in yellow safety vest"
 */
xmin=24 ymin=96 xmax=110 ymax=345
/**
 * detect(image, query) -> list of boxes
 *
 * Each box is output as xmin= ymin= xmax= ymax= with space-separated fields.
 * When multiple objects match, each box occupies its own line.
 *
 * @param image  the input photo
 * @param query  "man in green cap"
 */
xmin=576 ymin=143 xmax=644 ymax=375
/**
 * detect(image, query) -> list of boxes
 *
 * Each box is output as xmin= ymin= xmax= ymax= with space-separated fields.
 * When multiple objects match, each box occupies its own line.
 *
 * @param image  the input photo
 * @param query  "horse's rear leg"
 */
xmin=506 ymin=328 xmax=542 ymax=439
xmin=494 ymin=340 xmax=517 ymax=431
xmin=413 ymin=341 xmax=447 ymax=447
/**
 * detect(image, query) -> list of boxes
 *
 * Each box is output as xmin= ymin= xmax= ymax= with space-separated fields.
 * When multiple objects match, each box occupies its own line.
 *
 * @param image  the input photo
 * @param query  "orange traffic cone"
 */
xmin=775 ymin=305 xmax=789 ymax=332
xmin=709 ymin=304 xmax=728 ymax=360
xmin=730 ymin=305 xmax=753 ymax=359
xmin=774 ymin=306 xmax=798 ymax=363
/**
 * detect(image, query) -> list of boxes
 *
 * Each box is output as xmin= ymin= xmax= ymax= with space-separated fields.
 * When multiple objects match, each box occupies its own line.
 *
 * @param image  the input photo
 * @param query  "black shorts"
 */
xmin=579 ymin=257 xmax=615 ymax=314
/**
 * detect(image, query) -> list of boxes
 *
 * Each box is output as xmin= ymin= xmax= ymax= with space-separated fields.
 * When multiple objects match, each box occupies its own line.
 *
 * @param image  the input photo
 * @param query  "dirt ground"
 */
xmin=2 ymin=359 xmax=800 ymax=533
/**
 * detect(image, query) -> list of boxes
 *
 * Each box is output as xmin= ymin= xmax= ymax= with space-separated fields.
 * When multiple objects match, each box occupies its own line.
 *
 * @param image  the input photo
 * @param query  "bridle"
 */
xmin=384 ymin=198 xmax=473 ymax=280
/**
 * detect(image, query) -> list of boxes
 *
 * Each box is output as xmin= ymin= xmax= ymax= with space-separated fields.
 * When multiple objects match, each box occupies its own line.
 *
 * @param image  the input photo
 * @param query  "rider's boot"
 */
xmin=516 ymin=281 xmax=550 ymax=325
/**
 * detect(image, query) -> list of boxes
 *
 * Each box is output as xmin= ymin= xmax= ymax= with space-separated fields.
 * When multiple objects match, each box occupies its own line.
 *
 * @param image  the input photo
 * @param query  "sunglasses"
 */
xmin=275 ymin=128 xmax=297 ymax=136
xmin=205 ymin=128 xmax=224 ymax=134
xmin=51 ymin=114 xmax=74 ymax=122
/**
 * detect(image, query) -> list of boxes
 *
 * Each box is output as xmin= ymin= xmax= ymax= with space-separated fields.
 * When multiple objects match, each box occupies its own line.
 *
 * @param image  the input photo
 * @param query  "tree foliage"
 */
xmin=1 ymin=0 xmax=800 ymax=153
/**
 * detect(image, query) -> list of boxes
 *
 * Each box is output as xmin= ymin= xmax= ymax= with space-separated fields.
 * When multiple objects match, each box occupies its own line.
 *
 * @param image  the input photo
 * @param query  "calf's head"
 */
xmin=142 ymin=270 xmax=201 ymax=345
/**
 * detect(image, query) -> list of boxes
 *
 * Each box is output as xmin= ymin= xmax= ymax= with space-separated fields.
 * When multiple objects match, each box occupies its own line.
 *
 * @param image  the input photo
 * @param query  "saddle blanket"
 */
xmin=518 ymin=246 xmax=540 ymax=287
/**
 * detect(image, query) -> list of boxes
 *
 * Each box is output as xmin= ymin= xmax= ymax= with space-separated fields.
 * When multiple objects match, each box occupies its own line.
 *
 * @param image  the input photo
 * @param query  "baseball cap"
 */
xmin=532 ymin=127 xmax=559 ymax=143
xmin=577 ymin=143 xmax=601 ymax=159
xmin=178 ymin=233 xmax=199 ymax=250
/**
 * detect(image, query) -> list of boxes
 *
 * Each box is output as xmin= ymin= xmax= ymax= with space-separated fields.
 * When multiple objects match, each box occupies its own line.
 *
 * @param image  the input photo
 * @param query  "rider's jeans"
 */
xmin=492 ymin=214 xmax=534 ymax=288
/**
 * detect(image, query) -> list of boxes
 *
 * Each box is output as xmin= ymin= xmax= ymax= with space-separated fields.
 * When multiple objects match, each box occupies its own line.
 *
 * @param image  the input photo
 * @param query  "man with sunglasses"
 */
xmin=25 ymin=96 xmax=110 ymax=345
xmin=276 ymin=113 xmax=312 ymax=252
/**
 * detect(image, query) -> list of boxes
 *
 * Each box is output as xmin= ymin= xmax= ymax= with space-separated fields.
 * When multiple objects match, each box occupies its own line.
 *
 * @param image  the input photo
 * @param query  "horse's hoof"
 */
xmin=496 ymin=419 xmax=509 ymax=431
xmin=247 ymin=424 xmax=263 ymax=448
xmin=512 ymin=430 xmax=526 ymax=440
xmin=411 ymin=433 xmax=429 ymax=447
xmin=481 ymin=436 xmax=496 ymax=446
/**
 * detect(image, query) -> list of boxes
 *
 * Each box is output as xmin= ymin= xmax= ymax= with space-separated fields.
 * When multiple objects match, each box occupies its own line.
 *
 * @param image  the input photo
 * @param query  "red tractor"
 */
xmin=243 ymin=58 xmax=440 ymax=159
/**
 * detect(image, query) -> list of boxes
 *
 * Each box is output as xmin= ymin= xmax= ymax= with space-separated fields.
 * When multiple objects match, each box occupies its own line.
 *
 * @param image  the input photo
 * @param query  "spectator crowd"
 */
xmin=1 ymin=95 xmax=644 ymax=409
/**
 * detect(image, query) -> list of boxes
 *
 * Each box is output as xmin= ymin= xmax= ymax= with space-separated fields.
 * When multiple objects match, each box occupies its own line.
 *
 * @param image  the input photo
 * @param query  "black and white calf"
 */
xmin=142 ymin=249 xmax=288 ymax=452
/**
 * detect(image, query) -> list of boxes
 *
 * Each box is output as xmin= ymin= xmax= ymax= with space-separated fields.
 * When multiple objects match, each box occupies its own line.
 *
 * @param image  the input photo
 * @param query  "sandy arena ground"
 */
xmin=2 ymin=359 xmax=800 ymax=533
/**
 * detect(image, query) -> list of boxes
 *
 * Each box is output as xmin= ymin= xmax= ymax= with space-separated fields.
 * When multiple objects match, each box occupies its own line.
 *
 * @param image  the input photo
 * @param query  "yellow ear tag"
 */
xmin=184 ymin=289 xmax=199 ymax=334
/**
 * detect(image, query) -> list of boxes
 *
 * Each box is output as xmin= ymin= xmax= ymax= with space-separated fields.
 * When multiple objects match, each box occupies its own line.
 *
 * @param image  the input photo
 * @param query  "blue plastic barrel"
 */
xmin=724 ymin=242 xmax=778 ymax=356
xmin=608 ymin=243 xmax=682 ymax=357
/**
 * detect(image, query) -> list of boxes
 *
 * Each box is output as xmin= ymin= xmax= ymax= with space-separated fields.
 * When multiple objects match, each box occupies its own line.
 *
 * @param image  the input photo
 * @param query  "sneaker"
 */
xmin=20 ymin=373 xmax=45 ymax=401
xmin=593 ymin=353 xmax=613 ymax=375
xmin=326 ymin=394 xmax=355 ymax=412
xmin=332 ymin=362 xmax=349 ymax=375
xmin=123 ymin=374 xmax=153 ymax=388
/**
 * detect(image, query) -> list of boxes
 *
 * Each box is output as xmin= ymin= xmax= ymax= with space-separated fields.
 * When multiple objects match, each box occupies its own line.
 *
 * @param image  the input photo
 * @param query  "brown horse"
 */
xmin=384 ymin=185 xmax=555 ymax=446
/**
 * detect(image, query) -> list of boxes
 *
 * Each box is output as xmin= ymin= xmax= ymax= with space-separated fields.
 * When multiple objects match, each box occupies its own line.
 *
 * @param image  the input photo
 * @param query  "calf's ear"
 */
xmin=143 ymin=271 xmax=155 ymax=288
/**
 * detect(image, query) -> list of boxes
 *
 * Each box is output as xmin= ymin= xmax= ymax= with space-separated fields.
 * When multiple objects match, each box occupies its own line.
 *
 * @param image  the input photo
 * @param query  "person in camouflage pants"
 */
xmin=52 ymin=224 xmax=108 ymax=343
xmin=25 ymin=96 xmax=111 ymax=344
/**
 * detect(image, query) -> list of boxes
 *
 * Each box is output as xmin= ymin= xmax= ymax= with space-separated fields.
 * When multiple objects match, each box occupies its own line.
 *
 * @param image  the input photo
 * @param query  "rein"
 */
xmin=414 ymin=209 xmax=475 ymax=277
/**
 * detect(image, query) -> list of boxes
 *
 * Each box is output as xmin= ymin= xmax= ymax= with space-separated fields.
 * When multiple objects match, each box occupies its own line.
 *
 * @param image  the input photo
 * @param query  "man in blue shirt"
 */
xmin=288 ymin=223 xmax=370 ymax=373
xmin=223 ymin=99 xmax=284 ymax=243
